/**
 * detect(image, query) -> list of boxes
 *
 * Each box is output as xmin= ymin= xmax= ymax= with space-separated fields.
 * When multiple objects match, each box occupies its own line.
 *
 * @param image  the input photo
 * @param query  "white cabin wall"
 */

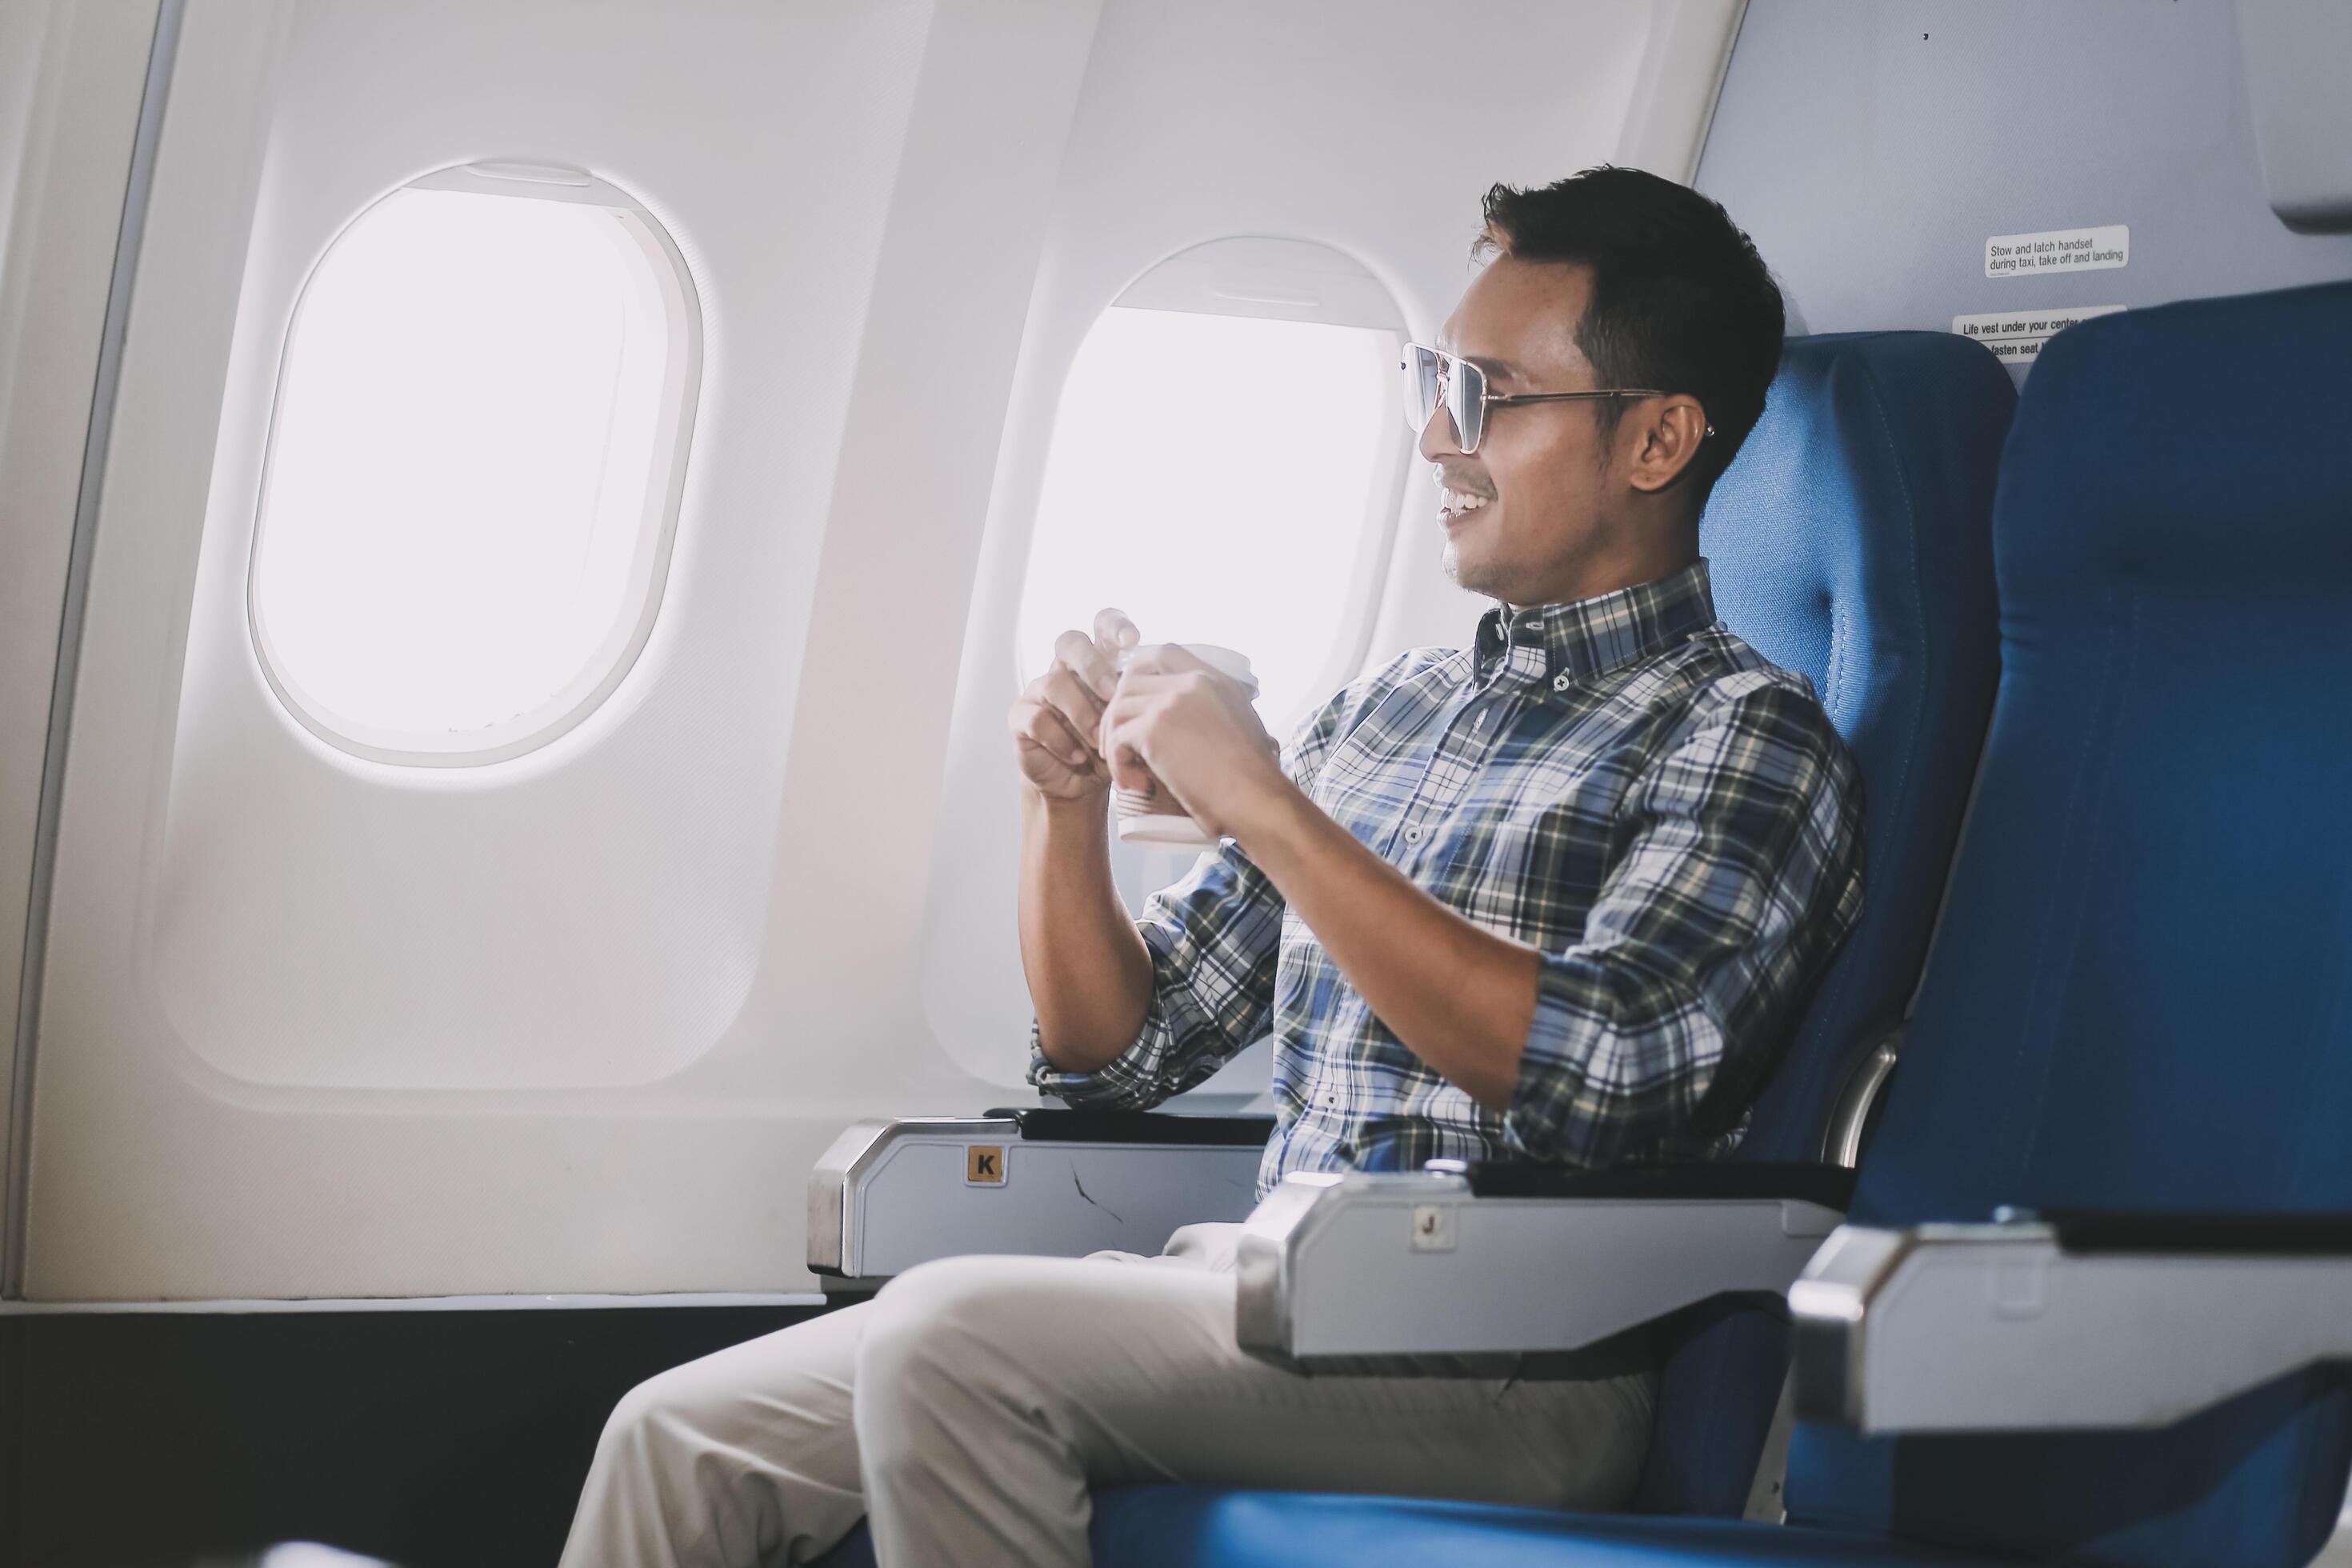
xmin=1696 ymin=0 xmax=2352 ymax=350
xmin=148 ymin=0 xmax=961 ymax=1099
xmin=22 ymin=0 xmax=1101 ymax=1300
xmin=1614 ymin=0 xmax=1746 ymax=185
xmin=0 ymin=0 xmax=161 ymax=1274
xmin=731 ymin=0 xmax=1103 ymax=1112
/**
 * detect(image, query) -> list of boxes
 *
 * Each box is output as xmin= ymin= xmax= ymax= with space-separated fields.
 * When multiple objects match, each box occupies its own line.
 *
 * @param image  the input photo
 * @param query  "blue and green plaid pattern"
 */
xmin=1030 ymin=560 xmax=1864 ymax=1195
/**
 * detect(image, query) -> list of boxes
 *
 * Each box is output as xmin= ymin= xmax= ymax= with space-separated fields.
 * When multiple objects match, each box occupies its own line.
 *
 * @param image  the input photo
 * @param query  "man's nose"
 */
xmin=1415 ymin=402 xmax=1464 ymax=464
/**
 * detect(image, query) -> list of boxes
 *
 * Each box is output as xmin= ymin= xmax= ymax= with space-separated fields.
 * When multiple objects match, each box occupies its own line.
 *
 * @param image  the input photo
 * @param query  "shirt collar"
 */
xmin=1471 ymin=558 xmax=1718 ymax=690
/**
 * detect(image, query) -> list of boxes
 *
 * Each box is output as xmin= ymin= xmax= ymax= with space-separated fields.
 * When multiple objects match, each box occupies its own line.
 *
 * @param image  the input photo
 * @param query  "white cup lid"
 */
xmin=1116 ymin=642 xmax=1257 ymax=695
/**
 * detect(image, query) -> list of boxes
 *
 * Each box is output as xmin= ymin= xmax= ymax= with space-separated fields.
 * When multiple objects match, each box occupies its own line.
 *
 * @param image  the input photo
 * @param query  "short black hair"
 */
xmin=1477 ymin=166 xmax=1783 ymax=498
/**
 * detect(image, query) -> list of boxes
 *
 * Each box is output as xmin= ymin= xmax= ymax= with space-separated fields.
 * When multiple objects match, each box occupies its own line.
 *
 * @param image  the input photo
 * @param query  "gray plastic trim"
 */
xmin=5 ymin=0 xmax=183 ymax=1300
xmin=1231 ymin=1173 xmax=1342 ymax=1358
xmin=1740 ymin=1371 xmax=1798 ymax=1523
xmin=1785 ymin=1222 xmax=1910 ymax=1426
xmin=1822 ymin=1029 xmax=1902 ymax=1167
xmin=806 ymin=1116 xmax=1010 ymax=1277
xmin=1790 ymin=1222 xmax=2352 ymax=1431
xmin=1234 ymin=1170 xmax=1844 ymax=1375
xmin=809 ymin=1113 xmax=1266 ymax=1282
xmin=2237 ymin=0 xmax=2352 ymax=233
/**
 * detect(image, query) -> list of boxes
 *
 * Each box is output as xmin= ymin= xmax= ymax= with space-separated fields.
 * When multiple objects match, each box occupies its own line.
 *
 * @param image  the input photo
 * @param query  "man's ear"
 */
xmin=1623 ymin=395 xmax=1712 ymax=494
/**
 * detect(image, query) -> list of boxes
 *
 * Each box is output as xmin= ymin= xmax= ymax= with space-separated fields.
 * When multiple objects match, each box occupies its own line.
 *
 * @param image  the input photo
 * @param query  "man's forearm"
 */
xmin=1229 ymin=783 xmax=1538 ymax=1110
xmin=1018 ymin=790 xmax=1153 ymax=1074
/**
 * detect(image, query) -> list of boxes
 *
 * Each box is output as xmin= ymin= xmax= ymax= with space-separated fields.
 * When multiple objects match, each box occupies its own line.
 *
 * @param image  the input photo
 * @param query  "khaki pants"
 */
xmin=559 ymin=1224 xmax=1657 ymax=1568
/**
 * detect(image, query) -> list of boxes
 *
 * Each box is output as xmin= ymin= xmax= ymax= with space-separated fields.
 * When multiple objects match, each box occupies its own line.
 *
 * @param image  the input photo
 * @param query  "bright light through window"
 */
xmin=250 ymin=170 xmax=698 ymax=765
xmin=1017 ymin=303 xmax=1400 ymax=730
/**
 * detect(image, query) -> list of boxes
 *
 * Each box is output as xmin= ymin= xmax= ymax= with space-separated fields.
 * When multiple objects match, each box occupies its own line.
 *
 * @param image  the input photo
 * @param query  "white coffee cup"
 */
xmin=1108 ymin=644 xmax=1259 ymax=849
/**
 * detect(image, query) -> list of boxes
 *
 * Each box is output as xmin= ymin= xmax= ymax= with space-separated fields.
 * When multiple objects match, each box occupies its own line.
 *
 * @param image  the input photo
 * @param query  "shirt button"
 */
xmin=1473 ymin=710 xmax=1487 ymax=730
xmin=1552 ymin=673 xmax=1570 ymax=692
xmin=1405 ymin=825 xmax=1423 ymax=843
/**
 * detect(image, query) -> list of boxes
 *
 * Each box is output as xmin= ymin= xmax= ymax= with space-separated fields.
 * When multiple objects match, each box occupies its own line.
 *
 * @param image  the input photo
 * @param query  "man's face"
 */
xmin=1421 ymin=255 xmax=1627 ymax=605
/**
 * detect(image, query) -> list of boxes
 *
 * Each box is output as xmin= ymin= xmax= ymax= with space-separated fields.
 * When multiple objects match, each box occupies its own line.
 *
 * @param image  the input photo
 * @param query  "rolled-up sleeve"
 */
xmin=1026 ymin=688 xmax=1353 ymax=1110
xmin=1025 ymin=843 xmax=1285 ymax=1109
xmin=1506 ymin=676 xmax=1865 ymax=1166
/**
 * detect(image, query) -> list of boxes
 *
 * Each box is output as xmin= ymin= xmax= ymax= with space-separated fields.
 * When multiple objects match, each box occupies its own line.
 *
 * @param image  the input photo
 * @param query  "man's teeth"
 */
xmin=1442 ymin=489 xmax=1491 ymax=513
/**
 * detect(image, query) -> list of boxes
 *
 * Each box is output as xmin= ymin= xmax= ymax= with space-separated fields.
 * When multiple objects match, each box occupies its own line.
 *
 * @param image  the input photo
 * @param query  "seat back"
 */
xmin=1786 ymin=282 xmax=2352 ymax=1564
xmin=1634 ymin=330 xmax=2014 ymax=1515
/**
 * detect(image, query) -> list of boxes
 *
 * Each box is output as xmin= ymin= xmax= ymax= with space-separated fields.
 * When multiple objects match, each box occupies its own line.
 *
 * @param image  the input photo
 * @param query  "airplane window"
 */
xmin=1017 ymin=239 xmax=1406 ymax=730
xmin=248 ymin=165 xmax=699 ymax=765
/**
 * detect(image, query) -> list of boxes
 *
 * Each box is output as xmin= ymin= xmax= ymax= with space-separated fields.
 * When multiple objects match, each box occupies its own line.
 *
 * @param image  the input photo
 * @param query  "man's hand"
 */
xmin=1008 ymin=608 xmax=1140 ymax=804
xmin=1098 ymin=644 xmax=1290 ymax=840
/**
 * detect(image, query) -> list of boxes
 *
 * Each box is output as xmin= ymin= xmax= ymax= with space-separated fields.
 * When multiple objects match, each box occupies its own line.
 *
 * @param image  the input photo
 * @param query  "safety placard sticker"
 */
xmin=1951 ymin=304 xmax=2125 ymax=365
xmin=1985 ymin=225 xmax=2128 ymax=278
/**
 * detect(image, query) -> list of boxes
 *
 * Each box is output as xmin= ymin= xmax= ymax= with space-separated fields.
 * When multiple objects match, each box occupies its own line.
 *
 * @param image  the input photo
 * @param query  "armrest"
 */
xmin=1233 ymin=1165 xmax=1847 ymax=1376
xmin=999 ymin=1108 xmax=1274 ymax=1145
xmin=1454 ymin=1159 xmax=1857 ymax=1207
xmin=807 ymin=1110 xmax=1272 ymax=1284
xmin=2044 ymin=1209 xmax=2352 ymax=1254
xmin=1788 ymin=1217 xmax=2352 ymax=1432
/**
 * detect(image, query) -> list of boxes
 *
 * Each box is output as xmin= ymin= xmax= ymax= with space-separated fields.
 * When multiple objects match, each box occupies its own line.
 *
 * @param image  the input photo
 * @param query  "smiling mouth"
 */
xmin=1439 ymin=487 xmax=1493 ymax=524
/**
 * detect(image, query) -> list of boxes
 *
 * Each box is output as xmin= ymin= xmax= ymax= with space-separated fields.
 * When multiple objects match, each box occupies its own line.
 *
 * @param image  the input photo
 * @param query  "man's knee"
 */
xmin=595 ymin=1361 xmax=709 ymax=1470
xmin=854 ymin=1258 xmax=1059 ymax=1443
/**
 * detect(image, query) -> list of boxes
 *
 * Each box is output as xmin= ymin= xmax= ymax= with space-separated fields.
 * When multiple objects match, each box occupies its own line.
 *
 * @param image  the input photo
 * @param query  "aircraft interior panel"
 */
xmin=16 ymin=0 xmax=1082 ymax=1301
xmin=5 ymin=1 xmax=2352 ymax=1564
xmin=0 ymin=0 xmax=161 ymax=1288
xmin=1699 ymin=1 xmax=2352 ymax=342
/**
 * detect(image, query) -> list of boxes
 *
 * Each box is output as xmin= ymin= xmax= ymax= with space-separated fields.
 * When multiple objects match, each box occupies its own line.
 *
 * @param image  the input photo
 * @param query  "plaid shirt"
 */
xmin=1030 ymin=560 xmax=1864 ymax=1196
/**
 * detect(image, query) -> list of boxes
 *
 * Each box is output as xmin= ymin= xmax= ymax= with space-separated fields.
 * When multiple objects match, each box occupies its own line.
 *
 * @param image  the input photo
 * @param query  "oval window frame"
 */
xmin=1013 ymin=236 xmax=1412 ymax=734
xmin=246 ymin=161 xmax=703 ymax=768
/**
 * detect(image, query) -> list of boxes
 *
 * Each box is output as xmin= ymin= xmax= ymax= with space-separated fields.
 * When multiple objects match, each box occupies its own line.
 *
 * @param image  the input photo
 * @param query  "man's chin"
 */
xmin=1442 ymin=540 xmax=1501 ymax=600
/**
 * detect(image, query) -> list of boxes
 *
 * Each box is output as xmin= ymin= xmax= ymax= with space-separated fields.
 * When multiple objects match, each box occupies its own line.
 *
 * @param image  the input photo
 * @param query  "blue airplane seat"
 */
xmin=1781 ymin=277 xmax=2352 ymax=1566
xmin=1698 ymin=329 xmax=2013 ymax=1166
xmin=810 ymin=330 xmax=2015 ymax=1568
xmin=1635 ymin=328 xmax=2012 ymax=1518
xmin=1076 ymin=280 xmax=2352 ymax=1566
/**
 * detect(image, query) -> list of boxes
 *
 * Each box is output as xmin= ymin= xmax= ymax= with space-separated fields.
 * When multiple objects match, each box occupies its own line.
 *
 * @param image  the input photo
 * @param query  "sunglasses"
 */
xmin=1401 ymin=342 xmax=1676 ymax=455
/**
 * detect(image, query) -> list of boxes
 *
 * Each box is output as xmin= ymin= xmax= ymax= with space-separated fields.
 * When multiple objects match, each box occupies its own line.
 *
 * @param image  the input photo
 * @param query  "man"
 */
xmin=562 ymin=166 xmax=1863 ymax=1568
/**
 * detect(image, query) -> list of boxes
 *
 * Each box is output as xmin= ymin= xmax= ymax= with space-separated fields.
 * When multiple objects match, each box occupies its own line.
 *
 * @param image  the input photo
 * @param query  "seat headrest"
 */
xmin=1998 ymin=280 xmax=2352 ymax=592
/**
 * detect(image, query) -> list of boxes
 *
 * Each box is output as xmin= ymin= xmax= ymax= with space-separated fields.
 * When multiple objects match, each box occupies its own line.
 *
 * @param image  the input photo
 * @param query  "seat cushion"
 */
xmin=1089 ymin=1486 xmax=2007 ymax=1566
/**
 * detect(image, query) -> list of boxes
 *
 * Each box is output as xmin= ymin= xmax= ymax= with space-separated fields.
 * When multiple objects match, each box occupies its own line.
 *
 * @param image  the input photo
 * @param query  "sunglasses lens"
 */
xmin=1402 ymin=345 xmax=1442 ymax=433
xmin=1402 ymin=346 xmax=1482 ymax=451
xmin=1446 ymin=356 xmax=1483 ymax=453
